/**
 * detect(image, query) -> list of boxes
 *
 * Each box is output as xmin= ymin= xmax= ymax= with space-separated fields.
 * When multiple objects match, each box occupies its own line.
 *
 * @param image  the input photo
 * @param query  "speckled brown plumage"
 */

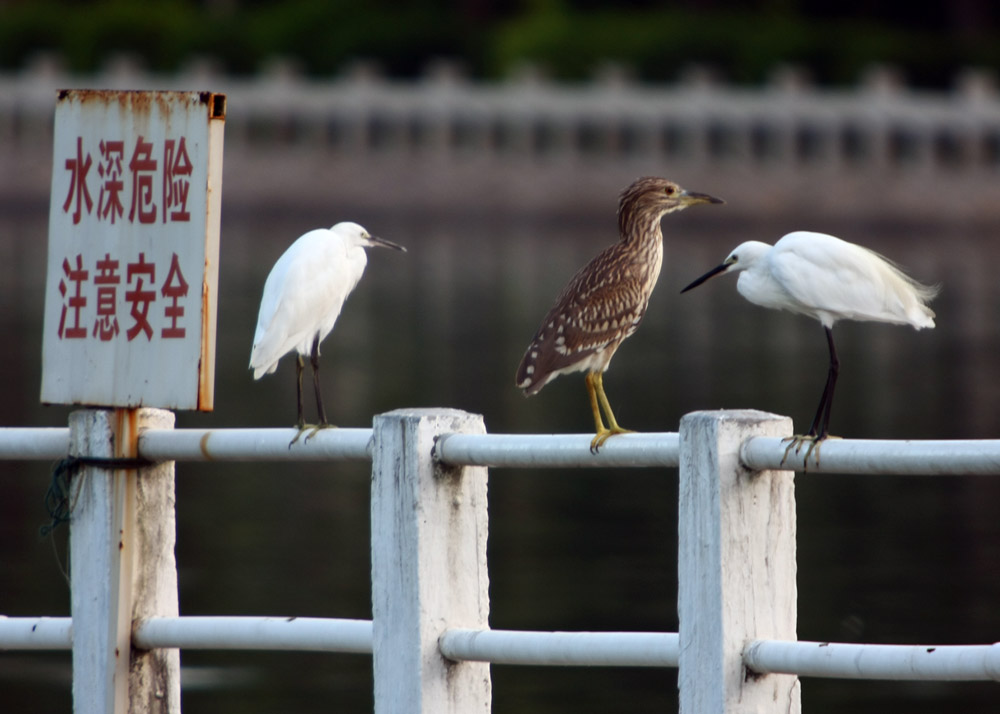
xmin=515 ymin=176 xmax=723 ymax=449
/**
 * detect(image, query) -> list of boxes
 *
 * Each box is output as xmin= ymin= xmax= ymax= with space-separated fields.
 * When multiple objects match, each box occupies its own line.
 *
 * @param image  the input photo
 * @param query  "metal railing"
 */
xmin=1 ymin=408 xmax=998 ymax=714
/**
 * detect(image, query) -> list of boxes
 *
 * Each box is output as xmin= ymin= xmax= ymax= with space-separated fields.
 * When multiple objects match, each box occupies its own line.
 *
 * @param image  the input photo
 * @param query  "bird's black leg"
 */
xmin=310 ymin=334 xmax=328 ymax=426
xmin=296 ymin=335 xmax=338 ymax=443
xmin=803 ymin=327 xmax=840 ymax=436
xmin=816 ymin=326 xmax=839 ymax=439
xmin=783 ymin=326 xmax=840 ymax=469
xmin=289 ymin=354 xmax=309 ymax=447
xmin=296 ymin=354 xmax=306 ymax=429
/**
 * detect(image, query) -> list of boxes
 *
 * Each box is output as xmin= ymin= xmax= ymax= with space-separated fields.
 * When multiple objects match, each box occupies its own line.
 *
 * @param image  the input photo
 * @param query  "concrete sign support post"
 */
xmin=41 ymin=90 xmax=224 ymax=714
xmin=69 ymin=408 xmax=179 ymax=714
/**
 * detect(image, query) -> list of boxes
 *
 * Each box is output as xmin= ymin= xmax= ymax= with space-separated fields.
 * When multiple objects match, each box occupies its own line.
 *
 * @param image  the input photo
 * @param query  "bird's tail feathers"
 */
xmin=900 ymin=278 xmax=939 ymax=330
xmin=869 ymin=248 xmax=939 ymax=329
xmin=249 ymin=341 xmax=282 ymax=379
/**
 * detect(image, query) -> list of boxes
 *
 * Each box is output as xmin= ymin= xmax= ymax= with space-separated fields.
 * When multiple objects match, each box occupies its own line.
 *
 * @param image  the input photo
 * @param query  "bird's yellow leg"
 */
xmin=589 ymin=372 xmax=634 ymax=452
xmin=585 ymin=372 xmax=609 ymax=450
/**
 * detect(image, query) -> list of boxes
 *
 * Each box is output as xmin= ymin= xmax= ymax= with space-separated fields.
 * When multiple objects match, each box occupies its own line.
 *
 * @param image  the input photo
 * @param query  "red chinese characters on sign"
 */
xmin=61 ymin=136 xmax=194 ymax=225
xmin=161 ymin=253 xmax=189 ymax=338
xmin=57 ymin=255 xmax=89 ymax=338
xmin=125 ymin=253 xmax=156 ymax=341
xmin=97 ymin=140 xmax=125 ymax=224
xmin=163 ymin=137 xmax=193 ymax=222
xmin=92 ymin=253 xmax=121 ymax=341
xmin=56 ymin=252 xmax=191 ymax=342
xmin=128 ymin=137 xmax=157 ymax=224
xmin=63 ymin=137 xmax=93 ymax=226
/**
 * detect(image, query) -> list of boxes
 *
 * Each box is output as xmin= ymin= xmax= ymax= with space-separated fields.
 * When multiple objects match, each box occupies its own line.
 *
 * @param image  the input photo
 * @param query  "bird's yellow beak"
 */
xmin=680 ymin=190 xmax=725 ymax=206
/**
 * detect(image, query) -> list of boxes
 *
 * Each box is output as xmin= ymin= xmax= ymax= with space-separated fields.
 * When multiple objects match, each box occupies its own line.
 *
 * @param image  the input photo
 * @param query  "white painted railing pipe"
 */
xmin=744 ymin=640 xmax=1000 ymax=681
xmin=138 ymin=427 xmax=373 ymax=462
xmin=439 ymin=629 xmax=679 ymax=667
xmin=0 ymin=617 xmax=72 ymax=649
xmin=133 ymin=617 xmax=373 ymax=653
xmin=742 ymin=437 xmax=1000 ymax=475
xmin=432 ymin=432 xmax=680 ymax=468
xmin=5 ymin=426 xmax=1000 ymax=474
xmin=0 ymin=428 xmax=69 ymax=459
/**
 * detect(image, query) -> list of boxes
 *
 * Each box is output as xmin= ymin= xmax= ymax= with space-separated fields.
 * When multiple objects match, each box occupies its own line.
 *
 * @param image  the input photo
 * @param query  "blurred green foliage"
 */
xmin=0 ymin=0 xmax=998 ymax=85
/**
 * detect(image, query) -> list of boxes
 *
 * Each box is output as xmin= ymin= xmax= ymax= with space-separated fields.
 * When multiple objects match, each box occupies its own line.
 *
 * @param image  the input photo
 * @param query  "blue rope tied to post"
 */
xmin=41 ymin=458 xmax=76 ymax=537
xmin=41 ymin=455 xmax=153 ymax=586
xmin=41 ymin=455 xmax=153 ymax=536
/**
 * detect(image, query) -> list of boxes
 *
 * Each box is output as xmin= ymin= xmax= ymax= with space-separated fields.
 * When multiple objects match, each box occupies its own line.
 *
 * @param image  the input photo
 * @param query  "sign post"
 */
xmin=41 ymin=90 xmax=225 ymax=714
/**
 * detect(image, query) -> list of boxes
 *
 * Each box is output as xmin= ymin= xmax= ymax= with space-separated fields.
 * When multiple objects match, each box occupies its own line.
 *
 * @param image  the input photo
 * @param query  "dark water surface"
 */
xmin=2 ymin=195 xmax=999 ymax=712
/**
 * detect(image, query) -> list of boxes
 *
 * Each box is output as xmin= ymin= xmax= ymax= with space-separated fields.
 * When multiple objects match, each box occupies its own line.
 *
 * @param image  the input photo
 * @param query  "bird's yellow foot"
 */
xmin=590 ymin=426 xmax=635 ymax=454
xmin=780 ymin=434 xmax=841 ymax=470
xmin=289 ymin=422 xmax=338 ymax=447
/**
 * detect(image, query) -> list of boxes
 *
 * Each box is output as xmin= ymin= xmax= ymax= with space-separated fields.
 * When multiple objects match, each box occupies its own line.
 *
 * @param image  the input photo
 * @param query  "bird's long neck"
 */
xmin=617 ymin=207 xmax=666 ymax=288
xmin=618 ymin=196 xmax=671 ymax=245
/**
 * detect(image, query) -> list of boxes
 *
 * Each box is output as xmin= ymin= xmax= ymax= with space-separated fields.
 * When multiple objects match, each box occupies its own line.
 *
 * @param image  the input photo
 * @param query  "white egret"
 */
xmin=681 ymin=230 xmax=937 ymax=460
xmin=250 ymin=222 xmax=406 ymax=440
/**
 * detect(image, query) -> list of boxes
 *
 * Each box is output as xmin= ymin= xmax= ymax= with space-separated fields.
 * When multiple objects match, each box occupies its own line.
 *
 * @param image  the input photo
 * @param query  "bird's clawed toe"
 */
xmin=590 ymin=426 xmax=635 ymax=454
xmin=288 ymin=422 xmax=338 ymax=447
xmin=779 ymin=433 xmax=840 ymax=470
xmin=305 ymin=422 xmax=338 ymax=442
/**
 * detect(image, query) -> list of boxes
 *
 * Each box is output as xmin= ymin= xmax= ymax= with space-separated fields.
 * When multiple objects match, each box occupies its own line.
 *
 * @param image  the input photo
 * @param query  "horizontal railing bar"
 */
xmin=138 ymin=428 xmax=373 ymax=462
xmin=438 ymin=628 xmax=679 ymax=667
xmin=433 ymin=432 xmax=680 ymax=468
xmin=742 ymin=437 xmax=1000 ymax=475
xmin=133 ymin=617 xmax=373 ymax=653
xmin=0 ymin=428 xmax=69 ymax=460
xmin=0 ymin=617 xmax=72 ymax=650
xmin=5 ymin=425 xmax=1000 ymax=475
xmin=745 ymin=639 xmax=1000 ymax=681
xmin=8 ymin=615 xmax=999 ymax=681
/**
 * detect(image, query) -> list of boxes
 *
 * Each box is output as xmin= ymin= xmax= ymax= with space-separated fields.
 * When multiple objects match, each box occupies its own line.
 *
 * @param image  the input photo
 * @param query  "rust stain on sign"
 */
xmin=56 ymin=89 xmax=227 ymax=125
xmin=199 ymin=280 xmax=213 ymax=410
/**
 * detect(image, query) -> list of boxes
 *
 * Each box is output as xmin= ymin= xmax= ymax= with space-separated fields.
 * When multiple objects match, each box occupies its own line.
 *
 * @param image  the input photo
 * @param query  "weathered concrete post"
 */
xmin=678 ymin=410 xmax=800 ymax=714
xmin=69 ymin=408 xmax=179 ymax=714
xmin=371 ymin=408 xmax=491 ymax=714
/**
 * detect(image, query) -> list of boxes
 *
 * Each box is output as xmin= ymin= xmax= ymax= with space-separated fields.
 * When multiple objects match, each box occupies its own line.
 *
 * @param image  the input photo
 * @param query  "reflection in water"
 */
xmin=1 ymin=200 xmax=999 ymax=713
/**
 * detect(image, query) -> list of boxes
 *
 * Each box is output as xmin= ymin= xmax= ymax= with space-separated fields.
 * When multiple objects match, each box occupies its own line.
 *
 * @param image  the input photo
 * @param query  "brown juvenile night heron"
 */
xmin=515 ymin=177 xmax=724 ymax=451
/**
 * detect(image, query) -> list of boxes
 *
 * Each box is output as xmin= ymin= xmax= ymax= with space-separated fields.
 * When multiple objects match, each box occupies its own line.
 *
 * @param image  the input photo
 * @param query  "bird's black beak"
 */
xmin=680 ymin=190 xmax=725 ymax=206
xmin=369 ymin=235 xmax=407 ymax=252
xmin=681 ymin=262 xmax=729 ymax=293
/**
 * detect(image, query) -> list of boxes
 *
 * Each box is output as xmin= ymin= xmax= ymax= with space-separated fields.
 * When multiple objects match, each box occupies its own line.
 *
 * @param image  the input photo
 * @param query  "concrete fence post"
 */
xmin=69 ymin=407 xmax=179 ymax=714
xmin=678 ymin=410 xmax=800 ymax=714
xmin=371 ymin=408 xmax=491 ymax=714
